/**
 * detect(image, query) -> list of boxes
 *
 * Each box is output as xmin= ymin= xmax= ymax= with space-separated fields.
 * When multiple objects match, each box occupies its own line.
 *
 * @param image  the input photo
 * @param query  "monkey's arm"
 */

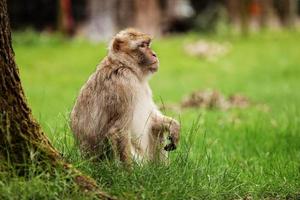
xmin=151 ymin=112 xmax=180 ymax=151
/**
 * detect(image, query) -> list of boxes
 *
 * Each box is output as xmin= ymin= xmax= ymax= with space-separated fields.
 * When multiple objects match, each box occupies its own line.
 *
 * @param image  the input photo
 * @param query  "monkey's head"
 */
xmin=109 ymin=28 xmax=159 ymax=74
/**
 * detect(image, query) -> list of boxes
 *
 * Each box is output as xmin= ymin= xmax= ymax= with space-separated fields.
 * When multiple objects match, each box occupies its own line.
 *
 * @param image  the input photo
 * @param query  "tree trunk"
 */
xmin=0 ymin=0 xmax=111 ymax=198
xmin=82 ymin=0 xmax=172 ymax=41
xmin=84 ymin=0 xmax=118 ymax=41
xmin=226 ymin=0 xmax=242 ymax=31
xmin=281 ymin=0 xmax=297 ymax=27
xmin=116 ymin=0 xmax=135 ymax=29
xmin=261 ymin=0 xmax=280 ymax=29
xmin=248 ymin=0 xmax=261 ymax=31
xmin=58 ymin=0 xmax=75 ymax=35
xmin=226 ymin=0 xmax=250 ymax=34
xmin=134 ymin=0 xmax=162 ymax=36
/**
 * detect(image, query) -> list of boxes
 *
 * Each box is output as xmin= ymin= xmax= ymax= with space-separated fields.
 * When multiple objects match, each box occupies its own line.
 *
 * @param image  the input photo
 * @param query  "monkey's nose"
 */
xmin=152 ymin=52 xmax=157 ymax=57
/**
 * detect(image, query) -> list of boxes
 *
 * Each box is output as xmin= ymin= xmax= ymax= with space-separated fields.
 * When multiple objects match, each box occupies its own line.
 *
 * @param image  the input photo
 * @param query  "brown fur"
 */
xmin=70 ymin=29 xmax=180 ymax=164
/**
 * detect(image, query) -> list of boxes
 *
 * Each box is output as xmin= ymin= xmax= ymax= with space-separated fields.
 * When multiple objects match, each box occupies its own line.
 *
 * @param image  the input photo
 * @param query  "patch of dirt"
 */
xmin=181 ymin=90 xmax=229 ymax=110
xmin=228 ymin=94 xmax=251 ymax=108
xmin=184 ymin=40 xmax=231 ymax=60
xmin=181 ymin=90 xmax=252 ymax=110
xmin=160 ymin=90 xmax=260 ymax=112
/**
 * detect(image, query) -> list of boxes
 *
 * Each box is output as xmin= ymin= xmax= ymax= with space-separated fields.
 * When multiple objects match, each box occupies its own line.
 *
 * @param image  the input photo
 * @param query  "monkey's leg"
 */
xmin=110 ymin=131 xmax=132 ymax=165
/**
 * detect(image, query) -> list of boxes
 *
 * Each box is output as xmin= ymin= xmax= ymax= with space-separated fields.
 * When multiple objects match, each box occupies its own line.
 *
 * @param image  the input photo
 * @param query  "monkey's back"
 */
xmin=70 ymin=57 xmax=137 ymax=153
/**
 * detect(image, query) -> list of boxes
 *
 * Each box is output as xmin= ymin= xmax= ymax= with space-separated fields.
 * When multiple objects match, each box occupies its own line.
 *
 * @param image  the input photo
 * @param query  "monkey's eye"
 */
xmin=138 ymin=42 xmax=148 ymax=48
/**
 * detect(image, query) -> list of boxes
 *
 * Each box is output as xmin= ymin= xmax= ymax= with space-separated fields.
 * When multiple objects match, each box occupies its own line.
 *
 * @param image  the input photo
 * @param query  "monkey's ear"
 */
xmin=112 ymin=38 xmax=123 ymax=52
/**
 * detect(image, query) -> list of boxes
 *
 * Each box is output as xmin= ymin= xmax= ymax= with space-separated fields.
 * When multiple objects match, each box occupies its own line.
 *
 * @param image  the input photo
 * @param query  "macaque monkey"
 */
xmin=70 ymin=28 xmax=180 ymax=164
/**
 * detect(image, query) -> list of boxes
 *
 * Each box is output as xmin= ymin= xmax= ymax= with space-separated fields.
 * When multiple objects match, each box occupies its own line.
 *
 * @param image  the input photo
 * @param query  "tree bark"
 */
xmin=0 ymin=0 xmax=112 ymax=198
xmin=84 ymin=0 xmax=118 ymax=41
xmin=281 ymin=0 xmax=297 ymax=27
xmin=116 ymin=0 xmax=135 ymax=29
xmin=82 ymin=0 xmax=166 ymax=41
xmin=59 ymin=0 xmax=75 ymax=35
xmin=261 ymin=0 xmax=280 ymax=29
xmin=226 ymin=0 xmax=242 ymax=31
xmin=226 ymin=0 xmax=250 ymax=34
xmin=134 ymin=0 xmax=162 ymax=36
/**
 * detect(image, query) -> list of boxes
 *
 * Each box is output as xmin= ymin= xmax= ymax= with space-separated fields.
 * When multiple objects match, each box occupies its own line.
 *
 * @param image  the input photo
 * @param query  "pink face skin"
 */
xmin=137 ymin=40 xmax=159 ymax=73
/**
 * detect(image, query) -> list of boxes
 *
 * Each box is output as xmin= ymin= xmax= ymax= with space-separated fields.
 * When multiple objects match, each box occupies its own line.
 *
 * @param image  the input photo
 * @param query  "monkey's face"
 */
xmin=111 ymin=29 xmax=159 ymax=74
xmin=134 ymin=40 xmax=159 ymax=73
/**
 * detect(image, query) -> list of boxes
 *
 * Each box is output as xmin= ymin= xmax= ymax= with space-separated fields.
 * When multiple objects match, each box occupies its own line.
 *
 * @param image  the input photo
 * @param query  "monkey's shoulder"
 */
xmin=97 ymin=62 xmax=138 ymax=84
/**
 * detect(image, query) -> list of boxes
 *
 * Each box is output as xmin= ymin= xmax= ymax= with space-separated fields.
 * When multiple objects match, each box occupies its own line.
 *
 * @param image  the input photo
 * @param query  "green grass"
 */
xmin=1 ymin=30 xmax=300 ymax=199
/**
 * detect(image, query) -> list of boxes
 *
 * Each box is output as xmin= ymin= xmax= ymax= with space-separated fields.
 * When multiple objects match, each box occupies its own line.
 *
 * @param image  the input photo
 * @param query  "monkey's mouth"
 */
xmin=148 ymin=62 xmax=158 ymax=72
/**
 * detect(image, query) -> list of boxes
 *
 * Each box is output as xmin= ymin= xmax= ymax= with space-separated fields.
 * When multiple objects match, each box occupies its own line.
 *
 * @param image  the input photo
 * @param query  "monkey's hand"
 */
xmin=164 ymin=119 xmax=180 ymax=151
